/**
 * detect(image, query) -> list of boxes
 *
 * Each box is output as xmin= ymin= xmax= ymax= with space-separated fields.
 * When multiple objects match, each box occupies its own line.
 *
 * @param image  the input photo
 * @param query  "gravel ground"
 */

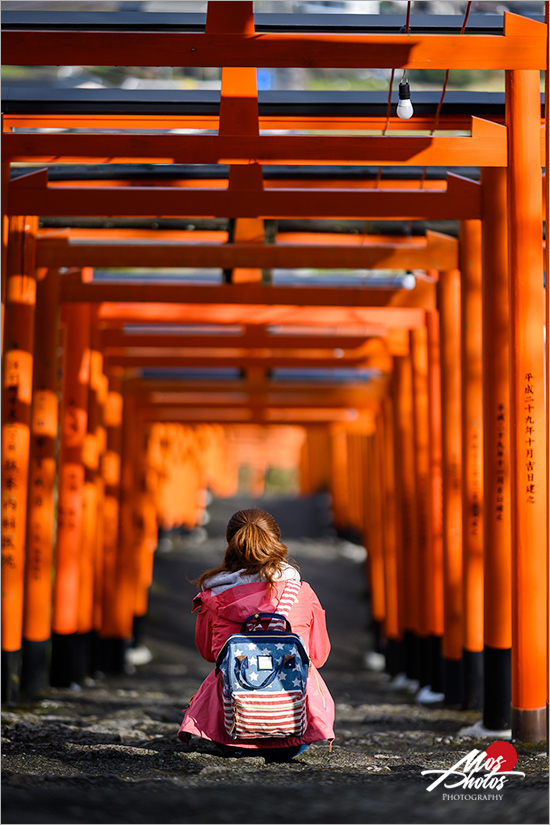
xmin=2 ymin=495 xmax=548 ymax=825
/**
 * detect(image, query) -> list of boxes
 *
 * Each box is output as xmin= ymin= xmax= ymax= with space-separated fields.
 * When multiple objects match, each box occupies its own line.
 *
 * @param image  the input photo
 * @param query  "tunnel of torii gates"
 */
xmin=0 ymin=1 xmax=548 ymax=744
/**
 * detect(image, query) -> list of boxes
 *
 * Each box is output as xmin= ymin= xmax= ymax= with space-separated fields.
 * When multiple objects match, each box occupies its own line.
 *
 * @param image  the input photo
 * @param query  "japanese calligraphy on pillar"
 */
xmin=27 ymin=390 xmax=58 ymax=582
xmin=470 ymin=430 xmax=481 ymax=536
xmin=2 ymin=354 xmax=32 ymax=576
xmin=524 ymin=373 xmax=535 ymax=504
xmin=495 ymin=403 xmax=506 ymax=520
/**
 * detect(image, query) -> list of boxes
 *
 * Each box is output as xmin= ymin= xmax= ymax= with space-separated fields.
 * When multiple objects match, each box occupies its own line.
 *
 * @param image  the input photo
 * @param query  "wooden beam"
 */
xmin=37 ymin=229 xmax=458 ymax=271
xmin=60 ymin=276 xmax=435 ymax=309
xmin=2 ymin=118 xmax=507 ymax=166
xmin=2 ymin=14 xmax=545 ymax=70
xmin=96 ymin=302 xmax=426 ymax=328
xmin=99 ymin=329 xmax=374 ymax=350
xmin=102 ymin=352 xmax=388 ymax=369
xmin=9 ymin=171 xmax=481 ymax=220
xmin=120 ymin=378 xmax=388 ymax=406
xmin=134 ymin=391 xmax=376 ymax=409
xmin=22 ymin=178 xmax=450 ymax=192
xmin=134 ymin=405 xmax=377 ymax=426
xmin=1 ymin=112 xmax=507 ymax=133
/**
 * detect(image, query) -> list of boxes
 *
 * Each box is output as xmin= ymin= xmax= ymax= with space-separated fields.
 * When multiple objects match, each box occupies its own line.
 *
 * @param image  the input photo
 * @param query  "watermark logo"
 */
xmin=421 ymin=740 xmax=525 ymax=801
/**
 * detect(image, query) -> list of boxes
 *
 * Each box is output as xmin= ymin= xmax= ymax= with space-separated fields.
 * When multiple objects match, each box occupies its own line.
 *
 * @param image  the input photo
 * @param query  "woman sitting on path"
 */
xmin=178 ymin=507 xmax=335 ymax=759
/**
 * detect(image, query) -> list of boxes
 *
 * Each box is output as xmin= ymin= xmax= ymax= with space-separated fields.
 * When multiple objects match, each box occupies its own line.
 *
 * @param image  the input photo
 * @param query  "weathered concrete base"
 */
xmin=512 ymin=706 xmax=548 ymax=745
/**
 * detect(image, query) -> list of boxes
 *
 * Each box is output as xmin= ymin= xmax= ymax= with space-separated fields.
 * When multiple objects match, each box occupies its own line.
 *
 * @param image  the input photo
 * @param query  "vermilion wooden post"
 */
xmin=207 ymin=0 xmax=264 ymax=286
xmin=22 ymin=267 xmax=60 ymax=693
xmin=506 ymin=68 xmax=548 ymax=743
xmin=357 ymin=430 xmax=369 ymax=542
xmin=459 ymin=219 xmax=484 ymax=710
xmin=133 ymin=422 xmax=157 ymax=652
xmin=380 ymin=393 xmax=401 ymax=675
xmin=299 ymin=427 xmax=312 ymax=494
xmin=1 ymin=215 xmax=38 ymax=702
xmin=304 ymin=426 xmax=332 ymax=496
xmin=364 ymin=429 xmax=386 ymax=652
xmin=410 ymin=324 xmax=433 ymax=689
xmin=388 ymin=365 xmax=406 ymax=677
xmin=426 ymin=309 xmax=444 ymax=693
xmin=50 ymin=300 xmax=91 ymax=687
xmin=117 ymin=392 xmax=140 ymax=646
xmin=181 ymin=427 xmax=202 ymax=529
xmin=76 ymin=326 xmax=103 ymax=678
xmin=438 ymin=268 xmax=463 ymax=705
xmin=155 ymin=424 xmax=174 ymax=531
xmin=1 ymin=158 xmax=10 ymax=356
xmin=319 ymin=427 xmax=333 ymax=497
xmin=481 ymin=166 xmax=512 ymax=730
xmin=545 ymin=5 xmax=550 ymax=734
xmin=230 ymin=218 xmax=265 ymax=285
xmin=330 ymin=425 xmax=349 ymax=534
xmin=207 ymin=1 xmax=257 ymax=138
xmin=99 ymin=374 xmax=125 ymax=672
xmin=299 ymin=429 xmax=308 ymax=494
xmin=92 ymin=371 xmax=107 ymax=673
xmin=347 ymin=431 xmax=363 ymax=541
xmin=393 ymin=354 xmax=419 ymax=681
xmin=345 ymin=432 xmax=357 ymax=536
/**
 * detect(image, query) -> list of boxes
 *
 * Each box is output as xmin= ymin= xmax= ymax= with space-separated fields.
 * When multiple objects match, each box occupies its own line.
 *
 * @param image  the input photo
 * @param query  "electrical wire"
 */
xmin=375 ymin=2 xmax=411 ymax=189
xmin=420 ymin=1 xmax=472 ymax=188
xmin=404 ymin=0 xmax=411 ymax=33
xmin=431 ymin=2 xmax=472 ymax=136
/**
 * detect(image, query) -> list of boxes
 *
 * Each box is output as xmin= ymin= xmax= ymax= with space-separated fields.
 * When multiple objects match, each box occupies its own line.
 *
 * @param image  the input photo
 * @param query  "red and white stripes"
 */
xmin=276 ymin=579 xmax=301 ymax=618
xmin=224 ymin=690 xmax=307 ymax=738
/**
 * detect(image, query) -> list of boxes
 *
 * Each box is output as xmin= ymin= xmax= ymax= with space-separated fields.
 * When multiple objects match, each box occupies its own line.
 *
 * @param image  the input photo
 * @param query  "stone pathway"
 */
xmin=2 ymin=495 xmax=548 ymax=824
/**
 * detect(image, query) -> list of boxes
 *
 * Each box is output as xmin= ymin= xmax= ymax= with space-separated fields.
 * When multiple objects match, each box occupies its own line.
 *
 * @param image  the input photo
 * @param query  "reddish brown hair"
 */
xmin=196 ymin=508 xmax=297 ymax=590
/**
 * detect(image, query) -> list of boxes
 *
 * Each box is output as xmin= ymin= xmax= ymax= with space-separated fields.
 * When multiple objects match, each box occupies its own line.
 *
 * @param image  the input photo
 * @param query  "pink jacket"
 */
xmin=178 ymin=577 xmax=335 ymax=749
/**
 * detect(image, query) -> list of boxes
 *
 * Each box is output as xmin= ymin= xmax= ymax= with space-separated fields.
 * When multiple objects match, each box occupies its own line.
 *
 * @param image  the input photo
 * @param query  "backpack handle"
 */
xmin=234 ymin=655 xmax=288 ymax=690
xmin=240 ymin=612 xmax=291 ymax=633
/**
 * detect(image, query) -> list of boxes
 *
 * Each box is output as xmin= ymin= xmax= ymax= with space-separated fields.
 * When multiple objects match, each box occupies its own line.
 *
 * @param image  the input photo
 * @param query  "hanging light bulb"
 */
xmin=397 ymin=71 xmax=413 ymax=120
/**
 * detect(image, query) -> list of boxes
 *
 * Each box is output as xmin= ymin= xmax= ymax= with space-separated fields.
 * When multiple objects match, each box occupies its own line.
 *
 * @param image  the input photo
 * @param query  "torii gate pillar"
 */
xmin=506 ymin=69 xmax=547 ymax=744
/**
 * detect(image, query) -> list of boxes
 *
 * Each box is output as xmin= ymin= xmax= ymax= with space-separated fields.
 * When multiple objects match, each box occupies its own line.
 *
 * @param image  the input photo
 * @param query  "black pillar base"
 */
xmin=443 ymin=656 xmax=463 ymax=706
xmin=21 ymin=639 xmax=50 ymax=695
xmin=385 ymin=638 xmax=406 ymax=677
xmin=1 ymin=649 xmax=22 ymax=704
xmin=96 ymin=637 xmax=126 ymax=675
xmin=90 ymin=631 xmax=103 ymax=675
xmin=50 ymin=633 xmax=81 ymax=687
xmin=430 ymin=635 xmax=444 ymax=693
xmin=483 ymin=646 xmax=511 ymax=730
xmin=404 ymin=630 xmax=419 ymax=680
xmin=371 ymin=619 xmax=385 ymax=655
xmin=132 ymin=614 xmax=146 ymax=648
xmin=463 ymin=648 xmax=484 ymax=710
xmin=75 ymin=631 xmax=94 ymax=682
xmin=417 ymin=635 xmax=433 ymax=688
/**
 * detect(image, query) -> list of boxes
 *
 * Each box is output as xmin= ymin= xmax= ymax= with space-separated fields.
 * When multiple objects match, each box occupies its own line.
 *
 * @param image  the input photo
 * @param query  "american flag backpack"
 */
xmin=215 ymin=580 xmax=309 ymax=739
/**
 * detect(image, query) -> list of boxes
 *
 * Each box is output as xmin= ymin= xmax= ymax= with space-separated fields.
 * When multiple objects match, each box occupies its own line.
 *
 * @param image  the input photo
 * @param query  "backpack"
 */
xmin=215 ymin=580 xmax=310 ymax=740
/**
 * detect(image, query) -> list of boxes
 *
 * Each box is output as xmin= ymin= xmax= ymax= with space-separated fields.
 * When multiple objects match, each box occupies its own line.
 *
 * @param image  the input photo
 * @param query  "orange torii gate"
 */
xmin=1 ymin=2 xmax=547 ymax=745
